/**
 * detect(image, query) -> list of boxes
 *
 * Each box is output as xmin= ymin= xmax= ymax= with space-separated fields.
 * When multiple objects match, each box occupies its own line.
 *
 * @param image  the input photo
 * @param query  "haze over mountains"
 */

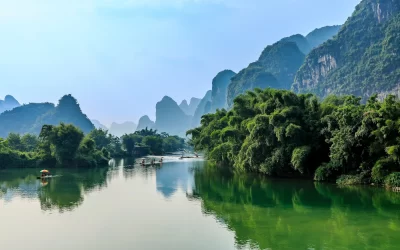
xmin=109 ymin=122 xmax=137 ymax=137
xmin=1 ymin=0 xmax=398 ymax=138
xmin=0 ymin=95 xmax=94 ymax=138
xmin=135 ymin=0 xmax=400 ymax=136
xmin=179 ymin=98 xmax=201 ymax=116
xmin=0 ymin=95 xmax=20 ymax=114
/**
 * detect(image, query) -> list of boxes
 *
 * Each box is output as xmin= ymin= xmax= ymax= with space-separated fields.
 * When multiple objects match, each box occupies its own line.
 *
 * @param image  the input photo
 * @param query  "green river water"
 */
xmin=1 ymin=158 xmax=400 ymax=250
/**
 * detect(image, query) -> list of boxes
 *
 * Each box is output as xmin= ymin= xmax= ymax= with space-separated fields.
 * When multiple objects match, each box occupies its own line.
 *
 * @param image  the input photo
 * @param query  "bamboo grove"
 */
xmin=187 ymin=88 xmax=400 ymax=187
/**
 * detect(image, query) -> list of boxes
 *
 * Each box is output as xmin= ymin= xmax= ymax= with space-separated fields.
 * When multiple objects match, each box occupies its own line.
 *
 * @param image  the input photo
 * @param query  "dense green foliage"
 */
xmin=0 ymin=124 xmax=109 ymax=169
xmin=0 ymin=95 xmax=94 ymax=137
xmin=121 ymin=128 xmax=185 ymax=156
xmin=0 ymin=124 xmax=187 ymax=169
xmin=294 ymin=0 xmax=400 ymax=99
xmin=188 ymin=88 xmax=400 ymax=187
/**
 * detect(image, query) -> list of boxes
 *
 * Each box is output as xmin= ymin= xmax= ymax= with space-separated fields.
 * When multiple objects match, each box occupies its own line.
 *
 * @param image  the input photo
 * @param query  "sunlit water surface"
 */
xmin=1 ymin=157 xmax=400 ymax=250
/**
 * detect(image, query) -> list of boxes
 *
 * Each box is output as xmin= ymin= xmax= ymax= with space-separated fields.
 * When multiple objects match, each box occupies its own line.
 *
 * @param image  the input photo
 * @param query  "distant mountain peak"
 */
xmin=161 ymin=96 xmax=175 ymax=103
xmin=0 ymin=94 xmax=94 ymax=137
xmin=109 ymin=121 xmax=137 ymax=137
xmin=155 ymin=96 xmax=192 ymax=136
xmin=4 ymin=95 xmax=19 ymax=103
xmin=136 ymin=115 xmax=155 ymax=131
xmin=0 ymin=95 xmax=21 ymax=114
xmin=91 ymin=119 xmax=108 ymax=130
xmin=56 ymin=94 xmax=82 ymax=113
xmin=180 ymin=97 xmax=201 ymax=116
xmin=180 ymin=100 xmax=188 ymax=106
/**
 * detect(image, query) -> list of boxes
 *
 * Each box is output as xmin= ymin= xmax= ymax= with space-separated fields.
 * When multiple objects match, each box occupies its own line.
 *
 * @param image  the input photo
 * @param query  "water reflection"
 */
xmin=0 ymin=167 xmax=110 ymax=212
xmin=0 ymin=170 xmax=42 ymax=202
xmin=2 ymin=160 xmax=400 ymax=249
xmin=155 ymin=160 xmax=203 ymax=198
xmin=191 ymin=165 xmax=400 ymax=250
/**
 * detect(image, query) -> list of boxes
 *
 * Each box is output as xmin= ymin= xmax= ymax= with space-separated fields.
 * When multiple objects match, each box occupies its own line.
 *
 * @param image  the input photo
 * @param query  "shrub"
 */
xmin=384 ymin=172 xmax=400 ymax=188
xmin=372 ymin=159 xmax=392 ymax=183
xmin=314 ymin=162 xmax=338 ymax=181
xmin=337 ymin=174 xmax=363 ymax=186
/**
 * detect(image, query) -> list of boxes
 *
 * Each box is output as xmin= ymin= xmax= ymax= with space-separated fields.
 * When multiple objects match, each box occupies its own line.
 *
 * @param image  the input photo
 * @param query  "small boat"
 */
xmin=138 ymin=162 xmax=162 ymax=167
xmin=37 ymin=169 xmax=51 ymax=179
xmin=136 ymin=158 xmax=163 ymax=167
xmin=179 ymin=156 xmax=200 ymax=159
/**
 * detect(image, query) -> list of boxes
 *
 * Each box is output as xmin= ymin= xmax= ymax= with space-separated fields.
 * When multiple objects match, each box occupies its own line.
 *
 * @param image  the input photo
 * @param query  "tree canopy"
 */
xmin=188 ymin=88 xmax=400 ymax=188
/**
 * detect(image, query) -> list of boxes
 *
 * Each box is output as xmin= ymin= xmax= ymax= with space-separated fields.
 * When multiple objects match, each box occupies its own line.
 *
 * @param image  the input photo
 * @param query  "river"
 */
xmin=1 ymin=157 xmax=400 ymax=250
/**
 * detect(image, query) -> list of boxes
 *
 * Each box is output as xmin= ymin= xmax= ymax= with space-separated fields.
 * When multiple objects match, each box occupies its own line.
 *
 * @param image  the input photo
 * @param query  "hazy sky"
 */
xmin=0 ymin=0 xmax=360 ymax=126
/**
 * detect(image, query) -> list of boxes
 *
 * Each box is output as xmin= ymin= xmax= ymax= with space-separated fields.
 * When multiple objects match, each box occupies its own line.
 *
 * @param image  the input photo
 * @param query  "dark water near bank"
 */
xmin=1 ymin=158 xmax=400 ymax=250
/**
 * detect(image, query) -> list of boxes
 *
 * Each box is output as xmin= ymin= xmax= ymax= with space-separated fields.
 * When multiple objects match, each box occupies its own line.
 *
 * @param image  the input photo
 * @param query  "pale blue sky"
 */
xmin=0 ymin=0 xmax=360 ymax=126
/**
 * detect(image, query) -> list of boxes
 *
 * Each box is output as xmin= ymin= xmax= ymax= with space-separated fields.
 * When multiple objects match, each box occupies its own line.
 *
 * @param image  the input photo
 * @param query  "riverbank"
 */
xmin=188 ymin=89 xmax=400 ymax=190
xmin=0 ymin=125 xmax=189 ymax=169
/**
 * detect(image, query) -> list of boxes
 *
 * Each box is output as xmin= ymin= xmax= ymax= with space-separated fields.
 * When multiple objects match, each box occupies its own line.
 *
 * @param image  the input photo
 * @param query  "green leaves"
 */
xmin=190 ymin=87 xmax=400 ymax=186
xmin=291 ymin=146 xmax=311 ymax=174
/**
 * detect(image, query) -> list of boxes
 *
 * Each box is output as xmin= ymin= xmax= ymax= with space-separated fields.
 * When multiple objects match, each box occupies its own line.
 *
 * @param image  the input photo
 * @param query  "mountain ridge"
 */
xmin=293 ymin=0 xmax=400 ymax=99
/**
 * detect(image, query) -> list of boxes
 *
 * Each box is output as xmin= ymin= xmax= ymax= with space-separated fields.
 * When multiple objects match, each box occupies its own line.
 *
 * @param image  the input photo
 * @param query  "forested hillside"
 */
xmin=227 ymin=26 xmax=342 ymax=106
xmin=0 ymin=95 xmax=94 ymax=137
xmin=293 ymin=0 xmax=400 ymax=99
xmin=0 ymin=95 xmax=20 ymax=114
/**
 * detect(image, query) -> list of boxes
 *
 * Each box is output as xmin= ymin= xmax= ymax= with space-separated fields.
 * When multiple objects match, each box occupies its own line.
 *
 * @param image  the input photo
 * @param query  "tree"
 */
xmin=143 ymin=136 xmax=163 ymax=155
xmin=87 ymin=129 xmax=110 ymax=150
xmin=21 ymin=134 xmax=39 ymax=152
xmin=6 ymin=133 xmax=24 ymax=151
xmin=121 ymin=134 xmax=135 ymax=155
xmin=39 ymin=123 xmax=84 ymax=165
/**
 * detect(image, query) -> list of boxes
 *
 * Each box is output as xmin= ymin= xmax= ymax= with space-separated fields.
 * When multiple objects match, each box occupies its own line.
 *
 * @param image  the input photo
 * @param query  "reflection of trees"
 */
xmin=38 ymin=168 xmax=109 ymax=212
xmin=39 ymin=174 xmax=84 ymax=212
xmin=0 ymin=167 xmax=110 ymax=212
xmin=0 ymin=170 xmax=40 ymax=201
xmin=192 ymin=165 xmax=400 ymax=250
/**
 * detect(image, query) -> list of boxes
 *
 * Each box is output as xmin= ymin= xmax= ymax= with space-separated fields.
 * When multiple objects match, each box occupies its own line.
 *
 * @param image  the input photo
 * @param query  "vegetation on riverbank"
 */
xmin=188 ymin=88 xmax=400 ymax=187
xmin=0 ymin=123 xmax=109 ymax=169
xmin=120 ymin=128 xmax=185 ymax=156
xmin=0 ymin=125 xmax=186 ymax=169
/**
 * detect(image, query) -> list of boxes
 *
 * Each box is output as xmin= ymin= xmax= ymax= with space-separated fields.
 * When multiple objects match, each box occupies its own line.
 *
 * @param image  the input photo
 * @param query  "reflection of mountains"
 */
xmin=156 ymin=161 xmax=204 ymax=198
xmin=0 ymin=168 xmax=109 ymax=212
xmin=192 ymin=166 xmax=400 ymax=250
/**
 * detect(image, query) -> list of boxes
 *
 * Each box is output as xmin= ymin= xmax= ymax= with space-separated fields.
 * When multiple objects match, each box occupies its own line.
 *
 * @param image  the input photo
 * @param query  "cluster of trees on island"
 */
xmin=188 ymin=88 xmax=400 ymax=188
xmin=0 ymin=125 xmax=186 ymax=169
